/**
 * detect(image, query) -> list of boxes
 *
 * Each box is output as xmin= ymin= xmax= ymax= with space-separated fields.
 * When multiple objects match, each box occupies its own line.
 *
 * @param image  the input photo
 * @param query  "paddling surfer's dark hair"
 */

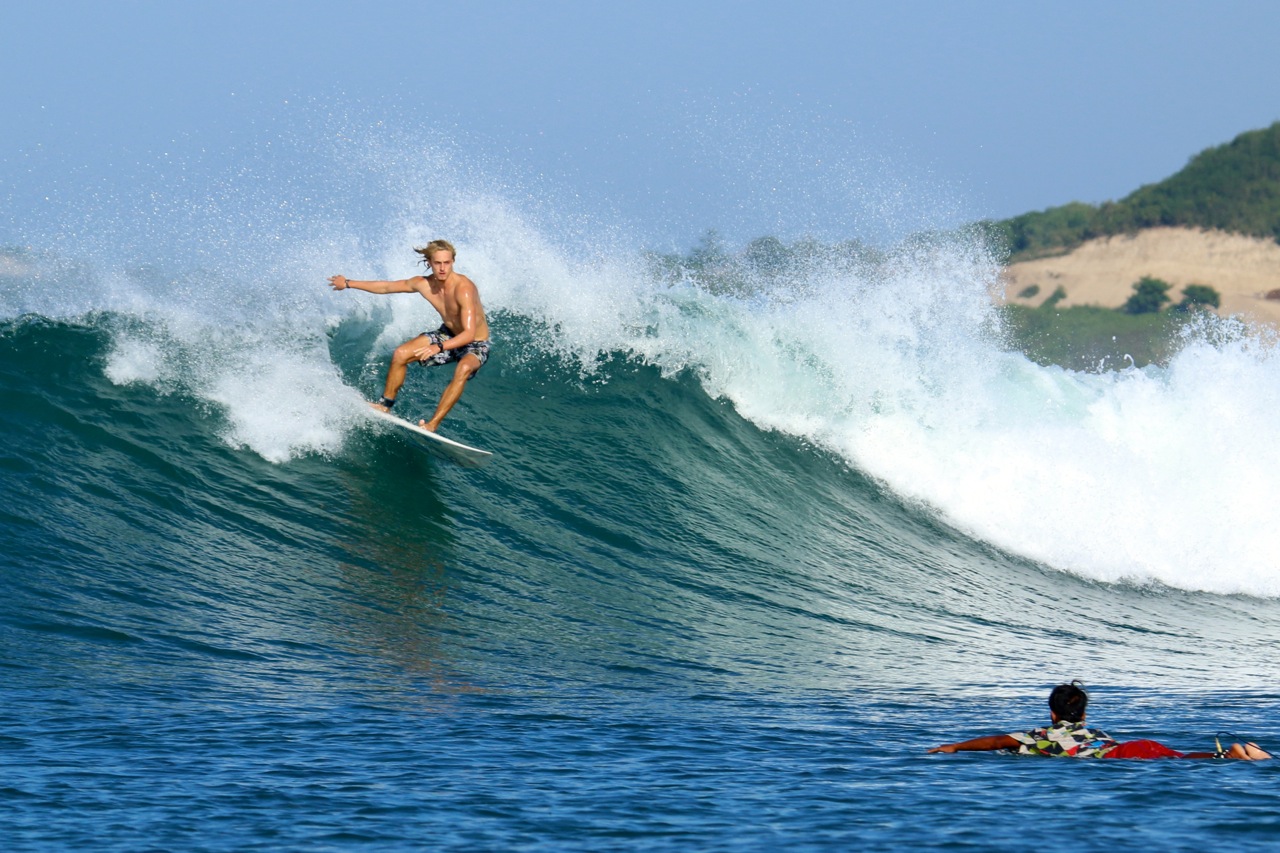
xmin=1049 ymin=681 xmax=1089 ymax=723
xmin=414 ymin=240 xmax=456 ymax=267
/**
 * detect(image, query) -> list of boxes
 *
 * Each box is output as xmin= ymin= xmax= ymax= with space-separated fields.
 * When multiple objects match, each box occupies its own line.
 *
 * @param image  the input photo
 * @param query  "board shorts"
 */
xmin=418 ymin=325 xmax=490 ymax=379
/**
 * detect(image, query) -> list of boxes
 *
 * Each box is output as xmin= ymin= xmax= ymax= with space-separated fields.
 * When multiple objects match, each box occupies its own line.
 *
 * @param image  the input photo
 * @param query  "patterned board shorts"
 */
xmin=419 ymin=325 xmax=490 ymax=379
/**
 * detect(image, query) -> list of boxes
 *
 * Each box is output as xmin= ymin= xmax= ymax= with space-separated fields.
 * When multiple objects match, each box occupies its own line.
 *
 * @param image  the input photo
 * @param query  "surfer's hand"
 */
xmin=327 ymin=275 xmax=348 ymax=290
xmin=411 ymin=342 xmax=442 ymax=362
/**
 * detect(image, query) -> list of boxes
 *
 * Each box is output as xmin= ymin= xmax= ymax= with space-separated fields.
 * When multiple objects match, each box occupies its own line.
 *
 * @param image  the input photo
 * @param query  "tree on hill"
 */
xmin=1174 ymin=284 xmax=1221 ymax=312
xmin=1041 ymin=285 xmax=1067 ymax=310
xmin=1122 ymin=276 xmax=1172 ymax=314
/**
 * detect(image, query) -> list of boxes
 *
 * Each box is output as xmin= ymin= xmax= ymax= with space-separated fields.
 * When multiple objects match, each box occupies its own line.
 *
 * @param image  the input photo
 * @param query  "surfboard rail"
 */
xmin=365 ymin=407 xmax=493 ymax=468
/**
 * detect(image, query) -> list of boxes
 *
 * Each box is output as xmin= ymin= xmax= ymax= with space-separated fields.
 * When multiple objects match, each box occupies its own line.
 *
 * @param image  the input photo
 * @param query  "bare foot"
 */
xmin=1245 ymin=742 xmax=1273 ymax=760
xmin=417 ymin=419 xmax=438 ymax=432
xmin=369 ymin=401 xmax=391 ymax=413
xmin=1227 ymin=742 xmax=1273 ymax=760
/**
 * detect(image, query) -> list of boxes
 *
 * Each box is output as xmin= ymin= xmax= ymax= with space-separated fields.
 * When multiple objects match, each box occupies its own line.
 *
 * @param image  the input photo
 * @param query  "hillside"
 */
xmin=987 ymin=122 xmax=1280 ymax=261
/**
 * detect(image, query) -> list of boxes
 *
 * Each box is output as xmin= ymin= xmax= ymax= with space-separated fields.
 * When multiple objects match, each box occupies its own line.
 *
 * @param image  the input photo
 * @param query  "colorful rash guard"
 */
xmin=1008 ymin=721 xmax=1118 ymax=758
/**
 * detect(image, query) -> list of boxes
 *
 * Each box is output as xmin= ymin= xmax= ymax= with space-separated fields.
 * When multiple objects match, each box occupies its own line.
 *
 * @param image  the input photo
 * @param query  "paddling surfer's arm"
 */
xmin=328 ymin=274 xmax=423 ymax=294
xmin=927 ymin=734 xmax=1019 ymax=754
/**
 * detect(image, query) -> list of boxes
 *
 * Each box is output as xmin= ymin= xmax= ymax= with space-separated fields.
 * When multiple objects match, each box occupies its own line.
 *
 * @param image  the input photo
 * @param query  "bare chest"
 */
xmin=421 ymin=286 xmax=462 ymax=323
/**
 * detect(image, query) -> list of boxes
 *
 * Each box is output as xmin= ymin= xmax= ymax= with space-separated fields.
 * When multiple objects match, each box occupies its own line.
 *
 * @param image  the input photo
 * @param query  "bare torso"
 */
xmin=412 ymin=272 xmax=490 ymax=343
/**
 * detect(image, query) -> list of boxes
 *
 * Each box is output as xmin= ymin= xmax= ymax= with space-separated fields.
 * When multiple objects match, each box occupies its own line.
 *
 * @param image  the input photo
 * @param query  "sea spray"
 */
xmin=505 ymin=228 xmax=1280 ymax=597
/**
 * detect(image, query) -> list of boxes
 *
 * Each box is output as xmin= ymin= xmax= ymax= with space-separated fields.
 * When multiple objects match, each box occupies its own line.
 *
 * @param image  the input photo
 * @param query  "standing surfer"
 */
xmin=329 ymin=240 xmax=491 ymax=432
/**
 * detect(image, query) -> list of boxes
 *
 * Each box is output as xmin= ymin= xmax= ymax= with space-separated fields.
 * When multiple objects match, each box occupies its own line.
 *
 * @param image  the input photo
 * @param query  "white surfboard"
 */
xmin=365 ymin=407 xmax=493 ymax=468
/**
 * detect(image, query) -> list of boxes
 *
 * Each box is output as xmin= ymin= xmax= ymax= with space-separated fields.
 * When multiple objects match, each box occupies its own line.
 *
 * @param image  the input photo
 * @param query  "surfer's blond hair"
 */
xmin=414 ymin=240 xmax=456 ymax=265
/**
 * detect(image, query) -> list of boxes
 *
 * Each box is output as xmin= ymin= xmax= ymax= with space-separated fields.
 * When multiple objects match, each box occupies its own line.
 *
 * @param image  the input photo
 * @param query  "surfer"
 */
xmin=926 ymin=682 xmax=1272 ymax=760
xmin=329 ymin=240 xmax=491 ymax=432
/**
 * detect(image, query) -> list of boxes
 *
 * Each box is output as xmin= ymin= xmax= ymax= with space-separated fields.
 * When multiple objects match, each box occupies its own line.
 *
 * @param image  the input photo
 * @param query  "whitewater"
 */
xmin=2 ymin=118 xmax=1279 ymax=850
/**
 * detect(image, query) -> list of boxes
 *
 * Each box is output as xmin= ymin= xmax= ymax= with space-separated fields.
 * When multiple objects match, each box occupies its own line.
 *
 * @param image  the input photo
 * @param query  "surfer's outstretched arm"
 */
xmin=927 ymin=734 xmax=1020 ymax=754
xmin=328 ymin=275 xmax=421 ymax=294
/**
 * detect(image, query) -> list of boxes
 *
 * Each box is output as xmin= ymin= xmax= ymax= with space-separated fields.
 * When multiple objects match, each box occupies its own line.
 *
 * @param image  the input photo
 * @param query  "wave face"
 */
xmin=4 ymin=120 xmax=1280 ymax=850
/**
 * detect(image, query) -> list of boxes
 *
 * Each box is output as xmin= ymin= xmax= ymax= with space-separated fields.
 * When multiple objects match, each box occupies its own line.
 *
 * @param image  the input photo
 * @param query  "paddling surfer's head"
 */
xmin=1048 ymin=681 xmax=1089 ymax=723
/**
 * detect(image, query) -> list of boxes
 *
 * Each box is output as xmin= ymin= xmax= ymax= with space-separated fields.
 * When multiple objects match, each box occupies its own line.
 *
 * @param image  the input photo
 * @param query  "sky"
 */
xmin=3 ymin=1 xmax=1280 ymax=250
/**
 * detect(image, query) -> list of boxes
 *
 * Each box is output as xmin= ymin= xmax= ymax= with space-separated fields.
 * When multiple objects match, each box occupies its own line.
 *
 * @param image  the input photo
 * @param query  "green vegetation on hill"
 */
xmin=1121 ymin=276 xmax=1172 ymax=315
xmin=999 ymin=303 xmax=1188 ymax=371
xmin=987 ymin=122 xmax=1280 ymax=260
xmin=999 ymin=276 xmax=1223 ymax=370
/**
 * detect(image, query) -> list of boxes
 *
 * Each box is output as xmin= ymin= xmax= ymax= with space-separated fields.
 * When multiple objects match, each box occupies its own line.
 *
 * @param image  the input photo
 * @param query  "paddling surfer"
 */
xmin=329 ymin=240 xmax=491 ymax=432
xmin=927 ymin=681 xmax=1272 ymax=760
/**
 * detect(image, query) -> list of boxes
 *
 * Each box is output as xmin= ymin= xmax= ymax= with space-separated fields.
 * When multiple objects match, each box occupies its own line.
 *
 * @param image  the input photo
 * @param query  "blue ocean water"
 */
xmin=3 ymin=127 xmax=1280 ymax=851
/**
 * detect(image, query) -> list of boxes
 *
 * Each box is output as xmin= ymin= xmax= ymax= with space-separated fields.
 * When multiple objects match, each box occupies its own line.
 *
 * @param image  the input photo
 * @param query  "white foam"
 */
xmin=466 ymin=218 xmax=1280 ymax=597
xmin=205 ymin=352 xmax=356 ymax=464
xmin=649 ymin=260 xmax=1280 ymax=597
xmin=104 ymin=337 xmax=164 ymax=385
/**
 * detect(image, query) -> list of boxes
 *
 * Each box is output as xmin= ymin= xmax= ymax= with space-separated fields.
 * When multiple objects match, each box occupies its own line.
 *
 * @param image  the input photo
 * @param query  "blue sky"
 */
xmin=4 ymin=1 xmax=1280 ymax=249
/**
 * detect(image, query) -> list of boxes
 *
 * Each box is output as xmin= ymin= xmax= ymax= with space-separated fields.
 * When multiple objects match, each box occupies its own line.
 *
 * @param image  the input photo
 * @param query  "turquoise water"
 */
xmin=3 ymin=126 xmax=1280 ymax=849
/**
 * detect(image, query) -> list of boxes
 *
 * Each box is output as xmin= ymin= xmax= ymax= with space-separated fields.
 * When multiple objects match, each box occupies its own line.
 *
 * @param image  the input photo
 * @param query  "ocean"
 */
xmin=3 ymin=133 xmax=1280 ymax=850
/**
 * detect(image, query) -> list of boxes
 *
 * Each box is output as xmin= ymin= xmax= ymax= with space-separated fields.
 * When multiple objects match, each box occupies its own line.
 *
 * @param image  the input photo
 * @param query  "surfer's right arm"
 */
xmin=927 ymin=734 xmax=1020 ymax=754
xmin=328 ymin=275 xmax=419 ymax=294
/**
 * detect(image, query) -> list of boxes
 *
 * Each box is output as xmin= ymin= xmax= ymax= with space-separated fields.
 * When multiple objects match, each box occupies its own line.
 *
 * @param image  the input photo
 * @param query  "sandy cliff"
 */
xmin=998 ymin=227 xmax=1280 ymax=326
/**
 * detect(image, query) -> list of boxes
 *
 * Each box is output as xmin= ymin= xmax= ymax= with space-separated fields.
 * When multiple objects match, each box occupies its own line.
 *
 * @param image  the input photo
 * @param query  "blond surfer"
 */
xmin=329 ymin=240 xmax=491 ymax=432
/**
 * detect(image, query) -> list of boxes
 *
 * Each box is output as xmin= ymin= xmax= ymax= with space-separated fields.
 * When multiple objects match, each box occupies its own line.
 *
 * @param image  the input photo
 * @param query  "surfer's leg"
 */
xmin=420 ymin=354 xmax=480 ymax=431
xmin=1213 ymin=742 xmax=1273 ymax=759
xmin=1241 ymin=742 xmax=1273 ymax=760
xmin=1206 ymin=731 xmax=1274 ymax=759
xmin=376 ymin=335 xmax=433 ymax=411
